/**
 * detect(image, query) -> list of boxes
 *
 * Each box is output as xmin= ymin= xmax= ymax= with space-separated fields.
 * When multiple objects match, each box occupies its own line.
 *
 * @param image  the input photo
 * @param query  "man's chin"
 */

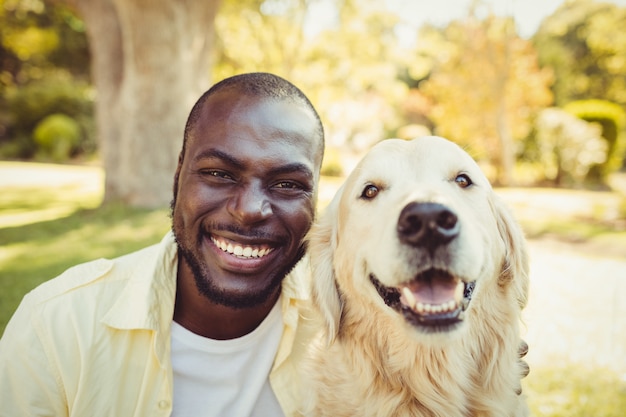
xmin=194 ymin=274 xmax=282 ymax=309
xmin=180 ymin=247 xmax=287 ymax=309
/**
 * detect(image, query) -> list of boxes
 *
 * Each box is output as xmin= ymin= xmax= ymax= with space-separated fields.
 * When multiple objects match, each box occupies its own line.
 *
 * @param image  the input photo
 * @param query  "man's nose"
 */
xmin=227 ymin=182 xmax=273 ymax=224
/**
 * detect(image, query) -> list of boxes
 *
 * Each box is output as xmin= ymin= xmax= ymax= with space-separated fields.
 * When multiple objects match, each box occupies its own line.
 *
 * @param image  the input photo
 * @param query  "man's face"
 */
xmin=171 ymin=92 xmax=322 ymax=309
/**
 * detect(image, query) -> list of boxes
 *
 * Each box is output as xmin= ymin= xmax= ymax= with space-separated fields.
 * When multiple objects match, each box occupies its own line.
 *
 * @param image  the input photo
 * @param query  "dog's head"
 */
xmin=308 ymin=136 xmax=529 ymax=342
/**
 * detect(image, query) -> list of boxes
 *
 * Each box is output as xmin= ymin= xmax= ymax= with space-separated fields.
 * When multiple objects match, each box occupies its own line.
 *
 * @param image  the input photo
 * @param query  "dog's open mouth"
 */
xmin=370 ymin=269 xmax=475 ymax=331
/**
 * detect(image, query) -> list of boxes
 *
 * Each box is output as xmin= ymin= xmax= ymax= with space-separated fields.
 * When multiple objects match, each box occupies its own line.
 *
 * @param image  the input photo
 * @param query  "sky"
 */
xmin=304 ymin=0 xmax=626 ymax=41
xmin=386 ymin=0 xmax=626 ymax=39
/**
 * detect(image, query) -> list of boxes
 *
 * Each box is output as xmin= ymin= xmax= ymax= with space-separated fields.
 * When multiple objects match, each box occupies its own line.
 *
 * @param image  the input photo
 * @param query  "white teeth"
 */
xmin=401 ymin=287 xmax=417 ymax=309
xmin=406 ymin=296 xmax=460 ymax=315
xmin=211 ymin=237 xmax=273 ymax=259
xmin=454 ymin=280 xmax=465 ymax=303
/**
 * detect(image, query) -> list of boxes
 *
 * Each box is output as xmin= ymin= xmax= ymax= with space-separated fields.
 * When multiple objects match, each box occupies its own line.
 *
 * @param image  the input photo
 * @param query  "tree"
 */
xmin=215 ymin=0 xmax=408 ymax=158
xmin=416 ymin=12 xmax=553 ymax=185
xmin=533 ymin=0 xmax=626 ymax=108
xmin=63 ymin=0 xmax=221 ymax=207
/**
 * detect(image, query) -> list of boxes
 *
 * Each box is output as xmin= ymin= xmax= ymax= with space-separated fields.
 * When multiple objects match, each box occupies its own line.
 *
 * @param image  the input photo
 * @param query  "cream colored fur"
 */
xmin=302 ymin=136 xmax=529 ymax=417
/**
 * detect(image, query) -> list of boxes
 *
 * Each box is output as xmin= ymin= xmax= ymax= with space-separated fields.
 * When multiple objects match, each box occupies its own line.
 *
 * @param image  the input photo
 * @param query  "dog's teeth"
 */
xmin=447 ymin=300 xmax=456 ymax=311
xmin=454 ymin=281 xmax=465 ymax=303
xmin=416 ymin=302 xmax=425 ymax=313
xmin=402 ymin=287 xmax=417 ymax=308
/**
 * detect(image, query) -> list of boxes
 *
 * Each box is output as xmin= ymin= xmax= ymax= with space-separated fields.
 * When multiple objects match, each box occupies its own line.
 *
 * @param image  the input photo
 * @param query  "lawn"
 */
xmin=1 ymin=161 xmax=625 ymax=416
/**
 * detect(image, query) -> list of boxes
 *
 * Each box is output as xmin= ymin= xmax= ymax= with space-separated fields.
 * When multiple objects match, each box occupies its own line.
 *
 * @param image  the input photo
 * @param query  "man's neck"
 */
xmin=173 ymin=262 xmax=281 ymax=340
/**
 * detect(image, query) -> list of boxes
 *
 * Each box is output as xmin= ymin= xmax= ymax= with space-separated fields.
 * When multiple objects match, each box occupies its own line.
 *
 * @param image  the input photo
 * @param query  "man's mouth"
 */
xmin=210 ymin=236 xmax=275 ymax=259
xmin=370 ymin=269 xmax=475 ymax=331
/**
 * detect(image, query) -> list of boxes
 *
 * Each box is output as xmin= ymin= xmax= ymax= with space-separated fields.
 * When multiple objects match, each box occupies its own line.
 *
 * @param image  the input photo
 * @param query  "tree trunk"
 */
xmin=70 ymin=0 xmax=124 ymax=200
xmin=68 ymin=0 xmax=221 ymax=207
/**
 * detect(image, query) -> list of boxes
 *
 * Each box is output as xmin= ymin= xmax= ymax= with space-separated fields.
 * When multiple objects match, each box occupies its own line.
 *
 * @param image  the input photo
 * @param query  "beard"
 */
xmin=170 ymin=198 xmax=306 ymax=309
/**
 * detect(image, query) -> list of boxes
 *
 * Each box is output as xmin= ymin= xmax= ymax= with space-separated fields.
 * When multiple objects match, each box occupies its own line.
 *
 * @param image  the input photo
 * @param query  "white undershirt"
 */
xmin=170 ymin=300 xmax=285 ymax=417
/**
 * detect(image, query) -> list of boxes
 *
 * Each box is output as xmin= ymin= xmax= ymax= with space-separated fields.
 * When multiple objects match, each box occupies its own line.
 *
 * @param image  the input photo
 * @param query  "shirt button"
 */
xmin=158 ymin=400 xmax=170 ymax=410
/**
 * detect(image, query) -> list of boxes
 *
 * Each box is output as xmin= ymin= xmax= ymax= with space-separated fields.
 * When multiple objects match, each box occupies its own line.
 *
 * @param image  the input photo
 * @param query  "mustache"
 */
xmin=202 ymin=222 xmax=283 ymax=241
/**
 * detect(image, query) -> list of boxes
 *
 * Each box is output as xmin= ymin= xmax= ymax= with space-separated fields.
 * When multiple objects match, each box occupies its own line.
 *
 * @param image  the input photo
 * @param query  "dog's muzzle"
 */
xmin=370 ymin=271 xmax=475 ymax=331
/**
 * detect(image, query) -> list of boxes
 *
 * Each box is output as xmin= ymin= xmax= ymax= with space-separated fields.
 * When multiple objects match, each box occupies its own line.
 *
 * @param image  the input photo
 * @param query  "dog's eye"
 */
xmin=455 ymin=174 xmax=473 ymax=188
xmin=361 ymin=184 xmax=379 ymax=199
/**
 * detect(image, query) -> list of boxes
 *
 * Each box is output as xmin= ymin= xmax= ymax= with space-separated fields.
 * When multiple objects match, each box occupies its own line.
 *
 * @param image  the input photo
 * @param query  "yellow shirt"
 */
xmin=0 ymin=232 xmax=318 ymax=417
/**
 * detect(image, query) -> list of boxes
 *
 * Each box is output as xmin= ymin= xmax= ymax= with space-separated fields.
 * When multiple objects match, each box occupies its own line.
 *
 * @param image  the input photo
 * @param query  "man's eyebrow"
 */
xmin=268 ymin=163 xmax=314 ymax=180
xmin=193 ymin=149 xmax=245 ymax=170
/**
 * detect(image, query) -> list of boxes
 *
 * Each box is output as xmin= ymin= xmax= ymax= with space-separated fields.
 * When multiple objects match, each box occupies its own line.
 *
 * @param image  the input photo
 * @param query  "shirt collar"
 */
xmin=101 ymin=232 xmax=178 ymax=364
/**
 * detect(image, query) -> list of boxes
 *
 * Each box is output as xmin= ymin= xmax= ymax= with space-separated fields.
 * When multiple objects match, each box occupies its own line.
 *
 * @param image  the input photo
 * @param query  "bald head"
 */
xmin=181 ymin=72 xmax=324 ymax=163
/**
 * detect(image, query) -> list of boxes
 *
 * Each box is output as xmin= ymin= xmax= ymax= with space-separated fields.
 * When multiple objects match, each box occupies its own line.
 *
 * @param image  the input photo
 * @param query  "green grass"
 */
xmin=524 ymin=366 xmax=626 ymax=416
xmin=1 ymin=162 xmax=626 ymax=415
xmin=0 ymin=203 xmax=170 ymax=332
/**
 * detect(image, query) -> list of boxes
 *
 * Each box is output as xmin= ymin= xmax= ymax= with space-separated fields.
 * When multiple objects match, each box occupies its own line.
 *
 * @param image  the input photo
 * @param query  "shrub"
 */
xmin=563 ymin=100 xmax=625 ymax=183
xmin=534 ymin=108 xmax=607 ymax=186
xmin=33 ymin=113 xmax=81 ymax=161
xmin=3 ymin=79 xmax=94 ymax=159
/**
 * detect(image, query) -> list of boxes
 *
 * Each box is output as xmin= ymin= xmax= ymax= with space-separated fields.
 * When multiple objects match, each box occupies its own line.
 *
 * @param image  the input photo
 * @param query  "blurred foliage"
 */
xmin=416 ymin=13 xmax=554 ymax=185
xmin=533 ymin=107 xmax=606 ymax=186
xmin=533 ymin=0 xmax=626 ymax=108
xmin=0 ymin=0 xmax=92 ymax=160
xmin=563 ymin=99 xmax=626 ymax=182
xmin=320 ymin=146 xmax=344 ymax=177
xmin=33 ymin=113 xmax=81 ymax=161
xmin=1 ymin=78 xmax=94 ymax=159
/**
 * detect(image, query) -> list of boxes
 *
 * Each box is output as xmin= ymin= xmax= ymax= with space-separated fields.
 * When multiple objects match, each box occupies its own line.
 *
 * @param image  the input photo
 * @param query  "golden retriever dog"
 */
xmin=302 ymin=136 xmax=529 ymax=417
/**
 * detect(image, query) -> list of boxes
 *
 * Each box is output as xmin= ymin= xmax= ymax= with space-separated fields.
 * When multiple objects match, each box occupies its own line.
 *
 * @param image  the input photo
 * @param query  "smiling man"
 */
xmin=0 ymin=73 xmax=325 ymax=417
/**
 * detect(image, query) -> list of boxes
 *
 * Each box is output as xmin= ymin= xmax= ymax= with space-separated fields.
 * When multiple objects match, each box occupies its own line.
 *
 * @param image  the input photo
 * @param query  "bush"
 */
xmin=563 ymin=100 xmax=625 ymax=183
xmin=534 ymin=108 xmax=607 ymax=186
xmin=2 ymin=79 xmax=94 ymax=159
xmin=33 ymin=114 xmax=81 ymax=161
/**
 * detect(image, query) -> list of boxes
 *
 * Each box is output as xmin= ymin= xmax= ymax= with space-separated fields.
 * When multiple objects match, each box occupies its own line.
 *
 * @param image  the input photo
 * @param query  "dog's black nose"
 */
xmin=397 ymin=202 xmax=459 ymax=248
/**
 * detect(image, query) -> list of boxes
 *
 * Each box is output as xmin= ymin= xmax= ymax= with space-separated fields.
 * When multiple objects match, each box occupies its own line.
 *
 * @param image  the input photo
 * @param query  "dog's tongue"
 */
xmin=400 ymin=271 xmax=465 ymax=312
xmin=410 ymin=277 xmax=459 ymax=305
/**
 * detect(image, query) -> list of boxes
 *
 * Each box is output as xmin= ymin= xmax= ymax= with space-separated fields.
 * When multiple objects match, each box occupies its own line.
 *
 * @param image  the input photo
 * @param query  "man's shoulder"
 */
xmin=24 ymin=242 xmax=162 ymax=308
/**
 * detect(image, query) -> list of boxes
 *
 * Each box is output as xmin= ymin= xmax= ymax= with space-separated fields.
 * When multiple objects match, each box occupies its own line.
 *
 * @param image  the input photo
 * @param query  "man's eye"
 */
xmin=360 ymin=184 xmax=379 ymax=199
xmin=200 ymin=170 xmax=233 ymax=180
xmin=455 ymin=173 xmax=473 ymax=188
xmin=274 ymin=181 xmax=302 ymax=190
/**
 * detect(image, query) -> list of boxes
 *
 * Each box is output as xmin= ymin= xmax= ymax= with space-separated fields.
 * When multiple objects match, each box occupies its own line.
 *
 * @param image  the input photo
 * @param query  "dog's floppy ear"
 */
xmin=307 ymin=188 xmax=344 ymax=344
xmin=490 ymin=193 xmax=530 ymax=310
